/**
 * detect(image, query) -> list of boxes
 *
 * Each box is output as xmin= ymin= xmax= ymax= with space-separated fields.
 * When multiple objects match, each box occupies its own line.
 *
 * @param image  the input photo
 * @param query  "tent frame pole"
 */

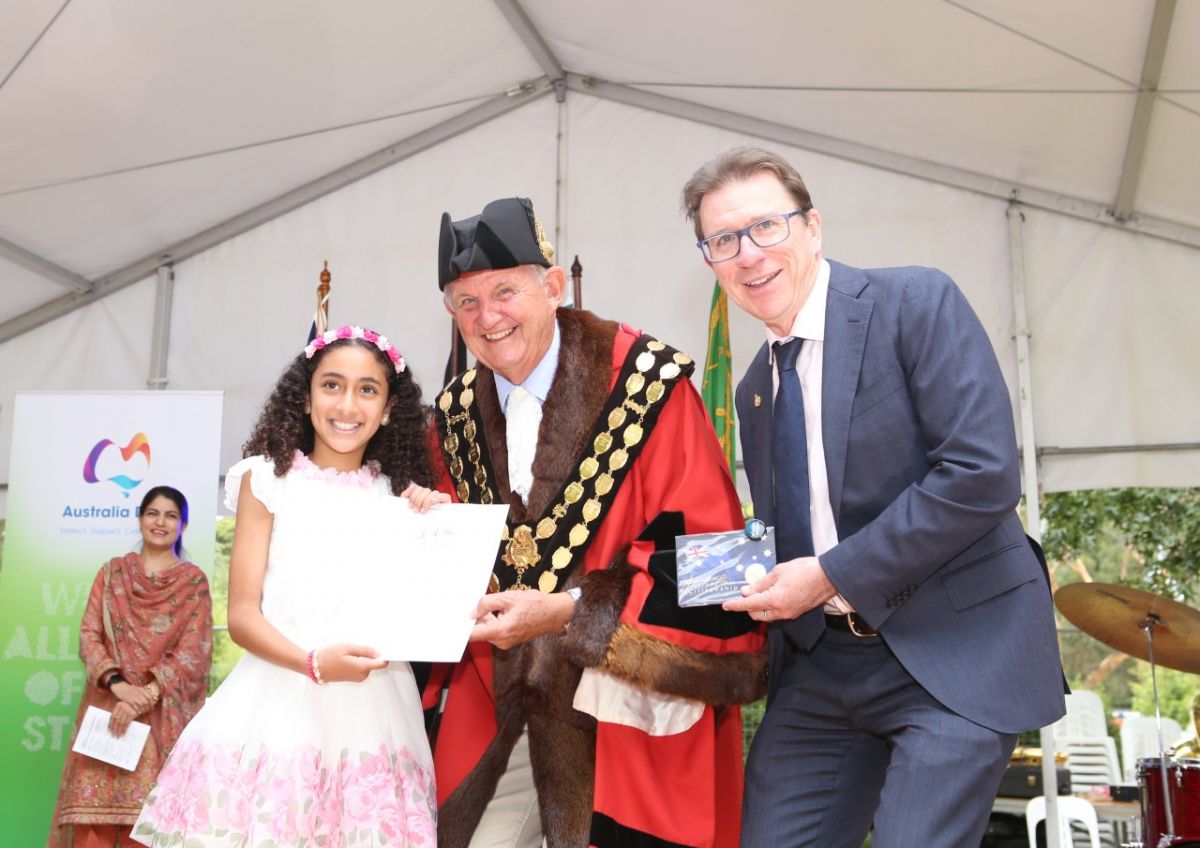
xmin=147 ymin=264 xmax=174 ymax=390
xmin=1008 ymin=201 xmax=1059 ymax=848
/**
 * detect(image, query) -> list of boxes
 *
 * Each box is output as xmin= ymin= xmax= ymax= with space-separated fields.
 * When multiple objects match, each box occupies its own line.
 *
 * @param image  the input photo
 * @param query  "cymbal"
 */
xmin=1055 ymin=583 xmax=1200 ymax=674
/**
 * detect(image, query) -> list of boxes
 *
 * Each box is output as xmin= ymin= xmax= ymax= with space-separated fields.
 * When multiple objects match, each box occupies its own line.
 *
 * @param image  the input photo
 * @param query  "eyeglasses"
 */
xmin=697 ymin=210 xmax=808 ymax=262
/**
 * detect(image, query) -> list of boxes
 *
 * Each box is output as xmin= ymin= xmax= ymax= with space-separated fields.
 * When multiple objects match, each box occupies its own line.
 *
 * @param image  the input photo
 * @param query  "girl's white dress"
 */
xmin=132 ymin=454 xmax=436 ymax=848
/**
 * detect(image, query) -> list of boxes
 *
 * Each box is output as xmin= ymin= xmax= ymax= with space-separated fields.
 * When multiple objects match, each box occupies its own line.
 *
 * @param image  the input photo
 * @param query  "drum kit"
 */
xmin=1055 ymin=583 xmax=1200 ymax=848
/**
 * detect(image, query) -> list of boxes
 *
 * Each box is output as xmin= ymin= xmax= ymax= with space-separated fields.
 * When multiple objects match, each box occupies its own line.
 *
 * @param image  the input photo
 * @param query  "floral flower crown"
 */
xmin=303 ymin=325 xmax=405 ymax=373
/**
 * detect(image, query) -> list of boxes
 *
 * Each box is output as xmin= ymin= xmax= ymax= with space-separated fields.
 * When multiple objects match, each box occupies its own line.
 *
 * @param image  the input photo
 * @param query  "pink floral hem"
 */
xmin=134 ymin=739 xmax=435 ymax=847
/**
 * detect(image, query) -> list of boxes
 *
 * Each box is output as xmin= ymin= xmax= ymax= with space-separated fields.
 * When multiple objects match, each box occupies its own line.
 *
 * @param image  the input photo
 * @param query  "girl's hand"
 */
xmin=402 ymin=483 xmax=450 ymax=514
xmin=315 ymin=643 xmax=388 ymax=683
xmin=108 ymin=701 xmax=137 ymax=737
xmin=111 ymin=680 xmax=154 ymax=714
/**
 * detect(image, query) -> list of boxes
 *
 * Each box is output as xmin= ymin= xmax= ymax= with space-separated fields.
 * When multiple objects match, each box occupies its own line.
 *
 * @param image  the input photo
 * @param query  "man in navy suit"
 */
xmin=681 ymin=147 xmax=1065 ymax=847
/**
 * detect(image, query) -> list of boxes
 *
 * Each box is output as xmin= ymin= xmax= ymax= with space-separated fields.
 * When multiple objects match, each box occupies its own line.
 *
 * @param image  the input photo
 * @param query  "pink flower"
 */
xmin=363 ymin=329 xmax=379 ymax=343
xmin=312 ymin=336 xmax=326 ymax=350
xmin=147 ymin=789 xmax=181 ymax=831
xmin=178 ymin=792 xmax=211 ymax=831
xmin=355 ymin=748 xmax=394 ymax=793
xmin=377 ymin=798 xmax=405 ymax=841
xmin=263 ymin=771 xmax=295 ymax=809
xmin=209 ymin=742 xmax=242 ymax=783
xmin=317 ymin=787 xmax=343 ymax=837
xmin=267 ymin=801 xmax=299 ymax=842
xmin=344 ymin=783 xmax=379 ymax=827
xmin=219 ymin=790 xmax=252 ymax=833
xmin=337 ymin=326 xmax=353 ymax=339
xmin=154 ymin=758 xmax=186 ymax=793
xmin=297 ymin=744 xmax=323 ymax=787
xmin=388 ymin=347 xmax=401 ymax=364
xmin=407 ymin=808 xmax=437 ymax=846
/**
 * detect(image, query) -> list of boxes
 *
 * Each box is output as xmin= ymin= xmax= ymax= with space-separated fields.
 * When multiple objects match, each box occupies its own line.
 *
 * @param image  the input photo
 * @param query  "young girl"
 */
xmin=133 ymin=326 xmax=447 ymax=847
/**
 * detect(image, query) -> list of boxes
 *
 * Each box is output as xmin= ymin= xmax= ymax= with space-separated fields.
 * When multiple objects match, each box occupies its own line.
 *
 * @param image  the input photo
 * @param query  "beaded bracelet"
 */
xmin=306 ymin=649 xmax=326 ymax=685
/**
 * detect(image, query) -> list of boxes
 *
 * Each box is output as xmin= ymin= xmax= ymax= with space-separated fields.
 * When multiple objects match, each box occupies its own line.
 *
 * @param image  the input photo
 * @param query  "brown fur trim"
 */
xmin=600 ymin=623 xmax=768 ymax=705
xmin=528 ymin=704 xmax=596 ymax=847
xmin=436 ymin=708 xmax=524 ymax=848
xmin=561 ymin=552 xmax=767 ymax=704
xmin=560 ymin=555 xmax=635 ymax=668
xmin=436 ymin=647 xmax=530 ymax=848
xmin=528 ymin=309 xmax=618 ymax=520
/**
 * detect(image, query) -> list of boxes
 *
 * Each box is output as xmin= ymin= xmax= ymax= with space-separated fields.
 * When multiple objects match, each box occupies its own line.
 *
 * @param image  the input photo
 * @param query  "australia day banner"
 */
xmin=0 ymin=391 xmax=222 ymax=844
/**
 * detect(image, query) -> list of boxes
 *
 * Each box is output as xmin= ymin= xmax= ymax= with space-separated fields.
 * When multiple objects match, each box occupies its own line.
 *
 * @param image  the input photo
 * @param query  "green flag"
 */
xmin=701 ymin=280 xmax=736 ymax=482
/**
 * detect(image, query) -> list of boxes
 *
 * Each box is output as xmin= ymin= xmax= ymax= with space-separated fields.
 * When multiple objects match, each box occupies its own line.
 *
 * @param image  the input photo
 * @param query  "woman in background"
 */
xmin=48 ymin=485 xmax=213 ymax=848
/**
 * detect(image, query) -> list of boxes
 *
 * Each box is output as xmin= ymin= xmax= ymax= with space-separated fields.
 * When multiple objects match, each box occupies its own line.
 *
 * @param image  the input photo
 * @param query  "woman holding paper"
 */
xmin=132 ymin=326 xmax=447 ymax=848
xmin=48 ymin=486 xmax=213 ymax=848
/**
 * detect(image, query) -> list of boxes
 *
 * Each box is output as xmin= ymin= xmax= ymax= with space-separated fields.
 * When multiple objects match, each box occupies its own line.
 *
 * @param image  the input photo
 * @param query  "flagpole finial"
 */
xmin=315 ymin=262 xmax=332 ymax=335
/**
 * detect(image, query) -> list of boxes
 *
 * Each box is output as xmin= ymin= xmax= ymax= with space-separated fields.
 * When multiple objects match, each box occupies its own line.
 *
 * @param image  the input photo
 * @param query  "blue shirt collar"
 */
xmin=495 ymin=321 xmax=561 ymax=412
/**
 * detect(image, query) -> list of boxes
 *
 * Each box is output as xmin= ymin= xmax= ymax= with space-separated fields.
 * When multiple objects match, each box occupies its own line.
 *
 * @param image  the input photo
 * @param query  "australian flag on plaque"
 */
xmin=675 ymin=524 xmax=777 ymax=607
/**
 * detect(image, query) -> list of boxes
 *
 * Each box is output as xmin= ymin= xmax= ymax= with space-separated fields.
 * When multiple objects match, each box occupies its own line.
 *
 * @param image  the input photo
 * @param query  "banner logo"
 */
xmin=81 ymin=433 xmax=151 ymax=498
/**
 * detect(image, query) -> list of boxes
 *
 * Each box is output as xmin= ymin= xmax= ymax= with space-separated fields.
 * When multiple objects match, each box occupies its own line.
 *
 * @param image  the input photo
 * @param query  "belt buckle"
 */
xmin=846 ymin=612 xmax=877 ymax=638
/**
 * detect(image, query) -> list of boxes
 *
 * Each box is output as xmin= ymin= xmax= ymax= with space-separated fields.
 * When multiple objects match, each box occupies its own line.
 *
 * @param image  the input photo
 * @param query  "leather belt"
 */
xmin=824 ymin=612 xmax=879 ymax=637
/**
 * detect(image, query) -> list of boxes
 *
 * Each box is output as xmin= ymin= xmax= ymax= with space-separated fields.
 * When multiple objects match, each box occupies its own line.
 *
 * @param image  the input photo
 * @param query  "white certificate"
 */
xmin=71 ymin=705 xmax=150 ymax=771
xmin=326 ymin=500 xmax=509 ymax=662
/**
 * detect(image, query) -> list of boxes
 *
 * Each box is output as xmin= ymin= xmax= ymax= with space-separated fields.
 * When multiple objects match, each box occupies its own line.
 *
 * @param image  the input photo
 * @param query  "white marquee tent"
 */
xmin=2 ymin=0 xmax=1198 ymax=518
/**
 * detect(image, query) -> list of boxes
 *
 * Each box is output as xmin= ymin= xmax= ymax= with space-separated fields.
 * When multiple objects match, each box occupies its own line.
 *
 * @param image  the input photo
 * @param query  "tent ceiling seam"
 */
xmin=939 ymin=0 xmax=1197 ymax=120
xmin=565 ymin=74 xmax=1200 ymax=251
xmin=0 ymin=92 xmax=505 ymax=200
xmin=0 ymin=0 xmax=71 ymax=95
xmin=0 ymin=81 xmax=552 ymax=346
xmin=940 ymin=0 xmax=1137 ymax=90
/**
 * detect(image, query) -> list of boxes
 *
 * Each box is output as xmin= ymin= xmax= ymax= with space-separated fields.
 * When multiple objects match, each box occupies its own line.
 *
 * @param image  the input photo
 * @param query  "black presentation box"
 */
xmin=997 ymin=765 xmax=1072 ymax=798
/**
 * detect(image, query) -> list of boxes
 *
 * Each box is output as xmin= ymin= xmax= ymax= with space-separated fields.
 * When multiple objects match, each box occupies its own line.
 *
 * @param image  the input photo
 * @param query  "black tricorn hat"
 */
xmin=438 ymin=197 xmax=554 ymax=290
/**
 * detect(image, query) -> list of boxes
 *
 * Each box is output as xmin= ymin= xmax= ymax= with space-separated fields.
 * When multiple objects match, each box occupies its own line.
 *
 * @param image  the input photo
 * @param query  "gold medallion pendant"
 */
xmin=502 ymin=524 xmax=541 ymax=584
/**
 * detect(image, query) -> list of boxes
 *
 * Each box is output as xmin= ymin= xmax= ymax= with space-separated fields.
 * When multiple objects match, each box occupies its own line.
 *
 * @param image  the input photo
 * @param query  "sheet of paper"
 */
xmin=70 ymin=705 xmax=150 ymax=771
xmin=323 ymin=500 xmax=509 ymax=662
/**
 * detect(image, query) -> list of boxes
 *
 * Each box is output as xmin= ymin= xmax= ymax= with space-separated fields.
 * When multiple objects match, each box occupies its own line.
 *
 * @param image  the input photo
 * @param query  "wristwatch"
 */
xmin=101 ymin=672 xmax=125 ymax=690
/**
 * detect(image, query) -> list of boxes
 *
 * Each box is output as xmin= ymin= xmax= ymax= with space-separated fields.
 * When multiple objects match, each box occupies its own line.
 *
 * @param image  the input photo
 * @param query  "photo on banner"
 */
xmin=0 ymin=391 xmax=222 ymax=845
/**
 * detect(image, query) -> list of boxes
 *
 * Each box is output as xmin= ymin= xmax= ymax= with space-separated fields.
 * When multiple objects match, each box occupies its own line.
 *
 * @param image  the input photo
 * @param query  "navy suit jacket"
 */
xmin=736 ymin=260 xmax=1065 ymax=733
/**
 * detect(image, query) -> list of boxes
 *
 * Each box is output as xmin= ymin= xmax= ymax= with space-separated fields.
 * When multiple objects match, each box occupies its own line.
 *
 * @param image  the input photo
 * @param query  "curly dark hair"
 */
xmin=242 ymin=338 xmax=434 ymax=493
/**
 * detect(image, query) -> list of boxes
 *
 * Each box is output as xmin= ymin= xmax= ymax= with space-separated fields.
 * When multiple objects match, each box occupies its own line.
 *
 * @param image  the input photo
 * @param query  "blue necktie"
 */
xmin=772 ymin=338 xmax=814 ymax=561
xmin=772 ymin=338 xmax=822 ymax=648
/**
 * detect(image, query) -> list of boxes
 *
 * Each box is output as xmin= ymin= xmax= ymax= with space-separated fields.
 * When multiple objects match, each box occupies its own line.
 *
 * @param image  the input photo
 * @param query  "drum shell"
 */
xmin=1136 ymin=757 xmax=1200 ymax=847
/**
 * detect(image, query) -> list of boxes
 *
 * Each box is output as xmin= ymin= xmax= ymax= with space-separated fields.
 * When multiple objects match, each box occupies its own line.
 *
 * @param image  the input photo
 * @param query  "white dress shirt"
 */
xmin=496 ymin=323 xmax=561 ymax=503
xmin=765 ymin=259 xmax=853 ymax=614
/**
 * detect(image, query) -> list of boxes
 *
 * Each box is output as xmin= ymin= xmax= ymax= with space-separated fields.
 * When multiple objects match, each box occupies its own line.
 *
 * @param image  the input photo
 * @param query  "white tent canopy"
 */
xmin=2 ymin=0 xmax=1198 ymax=515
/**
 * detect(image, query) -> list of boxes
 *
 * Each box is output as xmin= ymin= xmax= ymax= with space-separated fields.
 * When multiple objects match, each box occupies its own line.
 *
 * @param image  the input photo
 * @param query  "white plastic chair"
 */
xmin=1056 ymin=735 xmax=1121 ymax=792
xmin=1026 ymin=795 xmax=1101 ymax=848
xmin=1053 ymin=736 xmax=1122 ymax=846
xmin=1119 ymin=714 xmax=1184 ymax=782
xmin=1049 ymin=691 xmax=1109 ymax=740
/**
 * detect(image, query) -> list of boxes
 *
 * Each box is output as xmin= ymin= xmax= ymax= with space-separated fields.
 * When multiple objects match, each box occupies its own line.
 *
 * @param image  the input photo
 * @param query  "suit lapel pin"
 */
xmin=754 ymin=394 xmax=762 ymax=408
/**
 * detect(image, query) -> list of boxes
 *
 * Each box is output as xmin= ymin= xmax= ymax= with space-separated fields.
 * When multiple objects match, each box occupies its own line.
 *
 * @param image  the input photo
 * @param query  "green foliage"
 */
xmin=1040 ymin=487 xmax=1200 ymax=731
xmin=0 ymin=517 xmax=5 ymax=574
xmin=1130 ymin=664 xmax=1196 ymax=731
xmin=208 ymin=516 xmax=244 ymax=693
xmin=1041 ymin=488 xmax=1200 ymax=602
xmin=741 ymin=698 xmax=764 ymax=761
